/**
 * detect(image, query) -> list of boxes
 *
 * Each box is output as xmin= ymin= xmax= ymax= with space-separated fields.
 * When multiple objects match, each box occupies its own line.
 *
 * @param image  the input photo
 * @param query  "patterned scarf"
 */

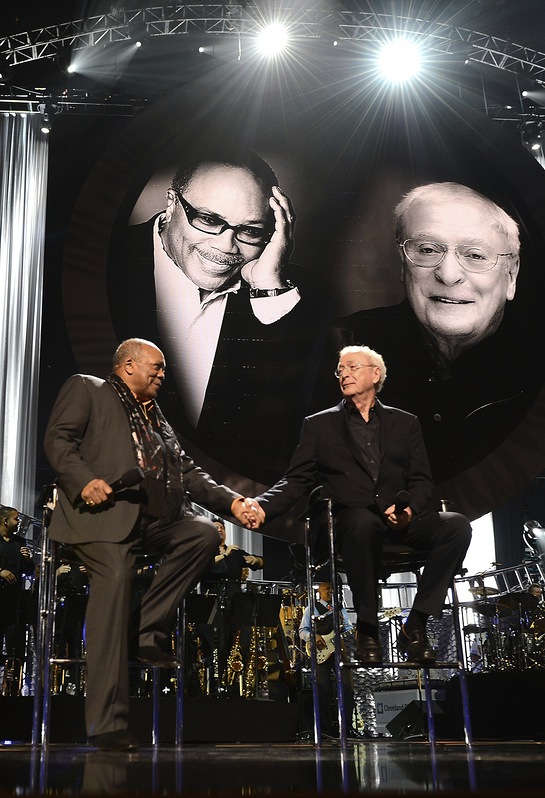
xmin=107 ymin=373 xmax=185 ymax=521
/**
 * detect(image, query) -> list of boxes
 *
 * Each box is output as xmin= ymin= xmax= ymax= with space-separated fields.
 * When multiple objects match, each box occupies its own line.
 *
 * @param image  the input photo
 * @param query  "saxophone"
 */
xmin=195 ymin=633 xmax=207 ymax=695
xmin=257 ymin=627 xmax=269 ymax=700
xmin=224 ymin=630 xmax=244 ymax=692
xmin=242 ymin=627 xmax=257 ymax=699
xmin=2 ymin=657 xmax=22 ymax=696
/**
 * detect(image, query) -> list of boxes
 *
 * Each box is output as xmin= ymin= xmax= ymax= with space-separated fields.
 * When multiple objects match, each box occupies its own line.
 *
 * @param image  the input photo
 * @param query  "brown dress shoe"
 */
xmin=355 ymin=634 xmax=383 ymax=664
xmin=397 ymin=627 xmax=437 ymax=664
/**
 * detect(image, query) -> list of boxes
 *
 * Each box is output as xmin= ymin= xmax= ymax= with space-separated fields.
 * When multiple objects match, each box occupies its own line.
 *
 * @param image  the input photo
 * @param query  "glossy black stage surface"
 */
xmin=2 ymin=739 xmax=545 ymax=797
xmin=3 ymin=673 xmax=545 ymax=796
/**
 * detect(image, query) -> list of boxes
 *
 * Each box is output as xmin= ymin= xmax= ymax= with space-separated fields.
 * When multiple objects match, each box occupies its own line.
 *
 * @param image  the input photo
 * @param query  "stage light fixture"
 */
xmin=38 ymin=102 xmax=56 ymax=134
xmin=521 ymin=119 xmax=543 ymax=151
xmin=378 ymin=38 xmax=422 ymax=84
xmin=256 ymin=23 xmax=289 ymax=57
xmin=128 ymin=19 xmax=149 ymax=48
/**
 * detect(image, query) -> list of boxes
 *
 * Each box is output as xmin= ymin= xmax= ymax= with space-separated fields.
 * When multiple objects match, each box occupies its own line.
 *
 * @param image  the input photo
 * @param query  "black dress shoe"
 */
xmin=136 ymin=646 xmax=183 ymax=667
xmin=397 ymin=627 xmax=437 ymax=664
xmin=88 ymin=730 xmax=139 ymax=751
xmin=355 ymin=634 xmax=383 ymax=664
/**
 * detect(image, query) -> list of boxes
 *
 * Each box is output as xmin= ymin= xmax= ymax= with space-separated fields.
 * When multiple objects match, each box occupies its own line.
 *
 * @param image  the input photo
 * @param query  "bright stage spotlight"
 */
xmin=378 ymin=38 xmax=422 ymax=84
xmin=256 ymin=23 xmax=289 ymax=57
xmin=521 ymin=119 xmax=543 ymax=151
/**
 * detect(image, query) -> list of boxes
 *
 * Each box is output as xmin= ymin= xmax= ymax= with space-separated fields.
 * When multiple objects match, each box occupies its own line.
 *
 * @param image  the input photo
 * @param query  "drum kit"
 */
xmin=464 ymin=585 xmax=545 ymax=671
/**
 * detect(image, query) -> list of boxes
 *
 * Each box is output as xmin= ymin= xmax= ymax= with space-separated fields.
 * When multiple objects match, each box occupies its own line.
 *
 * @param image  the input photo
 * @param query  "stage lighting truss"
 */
xmin=0 ymin=5 xmax=544 ymax=79
xmin=1 ymin=4 xmax=545 ymax=122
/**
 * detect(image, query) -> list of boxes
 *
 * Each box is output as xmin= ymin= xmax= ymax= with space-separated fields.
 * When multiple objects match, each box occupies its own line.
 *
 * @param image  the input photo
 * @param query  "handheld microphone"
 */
xmin=109 ymin=467 xmax=145 ymax=493
xmin=393 ymin=490 xmax=411 ymax=514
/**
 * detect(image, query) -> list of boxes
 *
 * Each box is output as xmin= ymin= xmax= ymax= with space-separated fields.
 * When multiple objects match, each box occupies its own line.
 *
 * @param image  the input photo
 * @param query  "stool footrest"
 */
xmin=342 ymin=659 xmax=462 ymax=670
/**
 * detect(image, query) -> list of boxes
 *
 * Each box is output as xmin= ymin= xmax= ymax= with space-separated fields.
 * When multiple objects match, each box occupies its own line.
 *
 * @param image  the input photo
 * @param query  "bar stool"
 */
xmin=303 ymin=491 xmax=473 ymax=750
xmin=31 ymin=486 xmax=185 ymax=748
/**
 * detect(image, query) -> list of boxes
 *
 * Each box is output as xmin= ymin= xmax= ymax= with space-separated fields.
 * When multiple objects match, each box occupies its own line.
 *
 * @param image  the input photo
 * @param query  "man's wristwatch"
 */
xmin=249 ymin=280 xmax=295 ymax=298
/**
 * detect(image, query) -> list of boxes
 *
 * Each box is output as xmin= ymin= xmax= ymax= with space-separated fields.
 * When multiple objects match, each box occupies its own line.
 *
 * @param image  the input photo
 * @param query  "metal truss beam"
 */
xmin=0 ymin=6 xmax=544 ymax=84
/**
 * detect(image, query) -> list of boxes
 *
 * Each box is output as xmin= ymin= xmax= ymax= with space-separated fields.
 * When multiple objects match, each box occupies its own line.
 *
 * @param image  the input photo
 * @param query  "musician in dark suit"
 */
xmin=107 ymin=148 xmax=334 ymax=484
xmin=251 ymin=345 xmax=472 ymax=665
xmin=44 ymin=337 xmax=258 ymax=751
xmin=0 ymin=506 xmax=35 ymax=679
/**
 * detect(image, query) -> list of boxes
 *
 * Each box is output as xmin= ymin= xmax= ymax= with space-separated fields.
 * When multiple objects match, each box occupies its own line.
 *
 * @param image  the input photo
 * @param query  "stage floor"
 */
xmin=2 ymin=740 xmax=545 ymax=796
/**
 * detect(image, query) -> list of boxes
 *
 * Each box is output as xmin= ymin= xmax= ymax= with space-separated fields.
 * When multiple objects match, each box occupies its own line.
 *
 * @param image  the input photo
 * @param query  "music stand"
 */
xmin=229 ymin=593 xmax=282 ymax=628
xmin=185 ymin=594 xmax=217 ymax=625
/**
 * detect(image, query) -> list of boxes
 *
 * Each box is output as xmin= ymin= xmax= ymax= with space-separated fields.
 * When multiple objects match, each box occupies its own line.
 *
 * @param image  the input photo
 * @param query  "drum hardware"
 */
xmin=463 ymin=624 xmax=486 ymax=635
xmin=497 ymin=592 xmax=540 ymax=612
xmin=469 ymin=600 xmax=512 ymax=618
xmin=530 ymin=606 xmax=545 ymax=634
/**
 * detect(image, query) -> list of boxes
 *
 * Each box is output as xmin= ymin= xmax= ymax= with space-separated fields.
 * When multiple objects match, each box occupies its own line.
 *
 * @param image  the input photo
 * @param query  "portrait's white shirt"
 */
xmin=153 ymin=216 xmax=300 ymax=427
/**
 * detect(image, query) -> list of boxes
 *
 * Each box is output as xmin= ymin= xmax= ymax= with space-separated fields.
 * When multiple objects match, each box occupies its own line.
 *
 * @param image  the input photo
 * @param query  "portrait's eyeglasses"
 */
xmin=334 ymin=363 xmax=376 ymax=378
xmin=176 ymin=191 xmax=272 ymax=247
xmin=399 ymin=239 xmax=513 ymax=274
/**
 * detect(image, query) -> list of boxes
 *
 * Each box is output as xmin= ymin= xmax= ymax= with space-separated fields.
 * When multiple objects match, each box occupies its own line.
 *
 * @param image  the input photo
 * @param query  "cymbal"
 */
xmin=470 ymin=601 xmax=511 ymax=618
xmin=469 ymin=586 xmax=500 ymax=597
xmin=497 ymin=592 xmax=539 ymax=611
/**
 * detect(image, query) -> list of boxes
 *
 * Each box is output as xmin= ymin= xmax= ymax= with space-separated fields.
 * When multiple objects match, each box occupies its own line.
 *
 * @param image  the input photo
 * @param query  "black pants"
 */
xmin=335 ymin=509 xmax=472 ymax=626
xmin=316 ymin=654 xmax=354 ymax=734
xmin=73 ymin=513 xmax=218 ymax=737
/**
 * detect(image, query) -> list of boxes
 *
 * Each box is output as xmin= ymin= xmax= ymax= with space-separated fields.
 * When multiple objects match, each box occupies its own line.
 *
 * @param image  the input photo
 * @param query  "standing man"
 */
xmin=341 ymin=183 xmax=530 ymax=481
xmin=108 ymin=148 xmax=333 ymax=483
xmin=299 ymin=581 xmax=357 ymax=739
xmin=249 ymin=345 xmax=471 ymax=665
xmin=44 ymin=337 xmax=258 ymax=750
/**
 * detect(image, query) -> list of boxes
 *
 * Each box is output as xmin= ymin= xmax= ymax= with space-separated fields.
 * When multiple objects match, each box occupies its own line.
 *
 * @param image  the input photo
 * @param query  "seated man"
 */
xmin=249 ymin=345 xmax=472 ymax=665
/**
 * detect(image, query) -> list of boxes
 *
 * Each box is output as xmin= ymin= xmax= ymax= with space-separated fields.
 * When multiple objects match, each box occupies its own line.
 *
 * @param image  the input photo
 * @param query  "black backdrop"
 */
xmin=38 ymin=58 xmax=545 ymax=548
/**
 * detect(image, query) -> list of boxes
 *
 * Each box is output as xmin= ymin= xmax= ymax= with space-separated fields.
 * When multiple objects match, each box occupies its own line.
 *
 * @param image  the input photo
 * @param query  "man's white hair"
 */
xmin=338 ymin=345 xmax=387 ymax=393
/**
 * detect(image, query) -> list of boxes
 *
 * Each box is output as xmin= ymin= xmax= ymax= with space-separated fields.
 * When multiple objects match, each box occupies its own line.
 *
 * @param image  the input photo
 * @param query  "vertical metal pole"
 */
xmin=450 ymin=580 xmax=474 ymax=748
xmin=304 ymin=514 xmax=321 ymax=745
xmin=327 ymin=500 xmax=348 ymax=750
xmin=31 ymin=489 xmax=57 ymax=749
xmin=31 ymin=512 xmax=49 ymax=747
xmin=151 ymin=665 xmax=160 ymax=747
xmin=40 ymin=537 xmax=57 ymax=747
xmin=423 ymin=668 xmax=439 ymax=789
xmin=175 ymin=602 xmax=185 ymax=748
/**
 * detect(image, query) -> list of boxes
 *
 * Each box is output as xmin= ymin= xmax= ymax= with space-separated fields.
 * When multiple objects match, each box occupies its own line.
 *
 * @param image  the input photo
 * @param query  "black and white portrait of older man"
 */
xmin=341 ymin=182 xmax=538 ymax=481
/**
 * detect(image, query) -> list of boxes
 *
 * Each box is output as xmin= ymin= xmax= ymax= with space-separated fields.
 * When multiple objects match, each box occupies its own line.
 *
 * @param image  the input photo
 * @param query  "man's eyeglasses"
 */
xmin=176 ymin=191 xmax=272 ymax=247
xmin=334 ymin=363 xmax=376 ymax=378
xmin=399 ymin=239 xmax=513 ymax=274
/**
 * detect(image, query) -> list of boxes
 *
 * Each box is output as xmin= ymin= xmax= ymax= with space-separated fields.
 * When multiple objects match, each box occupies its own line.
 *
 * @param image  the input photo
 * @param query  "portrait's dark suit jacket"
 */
xmin=340 ymin=299 xmax=540 ymax=483
xmin=107 ymin=217 xmax=338 ymax=485
xmin=256 ymin=399 xmax=434 ymax=521
xmin=43 ymin=374 xmax=240 ymax=544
